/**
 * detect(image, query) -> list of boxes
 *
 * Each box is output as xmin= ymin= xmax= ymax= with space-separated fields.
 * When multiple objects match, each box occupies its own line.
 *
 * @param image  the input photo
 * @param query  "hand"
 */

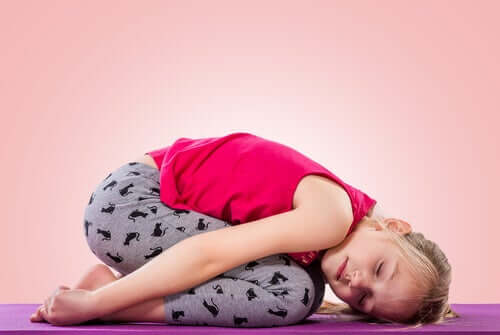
xmin=30 ymin=285 xmax=98 ymax=326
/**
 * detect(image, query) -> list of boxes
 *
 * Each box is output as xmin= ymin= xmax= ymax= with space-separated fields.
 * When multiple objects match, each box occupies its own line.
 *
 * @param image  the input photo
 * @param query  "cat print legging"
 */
xmin=83 ymin=160 xmax=325 ymax=328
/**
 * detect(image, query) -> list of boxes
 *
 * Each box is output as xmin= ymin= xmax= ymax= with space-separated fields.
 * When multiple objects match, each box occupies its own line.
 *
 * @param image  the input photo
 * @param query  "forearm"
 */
xmin=90 ymin=236 xmax=212 ymax=318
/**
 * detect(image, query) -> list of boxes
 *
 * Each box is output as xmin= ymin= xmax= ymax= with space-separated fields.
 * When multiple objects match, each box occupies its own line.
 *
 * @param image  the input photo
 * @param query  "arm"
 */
xmin=89 ymin=210 xmax=298 ymax=318
xmin=90 ymin=234 xmax=212 ymax=318
xmin=90 ymin=202 xmax=350 ymax=318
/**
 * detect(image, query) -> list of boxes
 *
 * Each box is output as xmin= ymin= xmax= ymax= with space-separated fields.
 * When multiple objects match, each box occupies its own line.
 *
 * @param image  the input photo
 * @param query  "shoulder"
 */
xmin=294 ymin=174 xmax=354 ymax=224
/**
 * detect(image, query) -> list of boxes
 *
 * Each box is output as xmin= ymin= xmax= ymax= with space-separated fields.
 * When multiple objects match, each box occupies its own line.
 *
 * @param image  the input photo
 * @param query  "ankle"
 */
xmin=75 ymin=264 xmax=118 ymax=291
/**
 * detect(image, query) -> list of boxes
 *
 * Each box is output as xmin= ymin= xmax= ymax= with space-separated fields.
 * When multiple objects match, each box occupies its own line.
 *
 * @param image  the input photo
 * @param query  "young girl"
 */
xmin=30 ymin=132 xmax=458 ymax=328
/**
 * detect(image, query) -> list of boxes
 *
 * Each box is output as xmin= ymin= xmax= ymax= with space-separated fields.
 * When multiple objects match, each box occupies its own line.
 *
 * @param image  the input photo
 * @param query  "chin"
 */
xmin=327 ymin=283 xmax=341 ymax=299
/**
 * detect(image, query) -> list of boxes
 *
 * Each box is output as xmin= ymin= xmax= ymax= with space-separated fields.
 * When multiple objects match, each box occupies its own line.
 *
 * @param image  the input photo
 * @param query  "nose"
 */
xmin=346 ymin=270 xmax=366 ymax=288
xmin=344 ymin=270 xmax=373 ymax=307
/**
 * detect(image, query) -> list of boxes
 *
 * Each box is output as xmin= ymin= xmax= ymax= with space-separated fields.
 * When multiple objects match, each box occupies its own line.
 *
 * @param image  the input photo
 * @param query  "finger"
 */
xmin=39 ymin=305 xmax=48 ymax=323
xmin=41 ymin=288 xmax=60 ymax=323
xmin=29 ymin=305 xmax=43 ymax=322
xmin=43 ymin=299 xmax=51 ymax=322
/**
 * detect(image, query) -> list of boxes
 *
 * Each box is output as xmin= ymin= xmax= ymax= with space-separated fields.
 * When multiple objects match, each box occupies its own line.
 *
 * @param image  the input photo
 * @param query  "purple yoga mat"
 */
xmin=1 ymin=304 xmax=497 ymax=334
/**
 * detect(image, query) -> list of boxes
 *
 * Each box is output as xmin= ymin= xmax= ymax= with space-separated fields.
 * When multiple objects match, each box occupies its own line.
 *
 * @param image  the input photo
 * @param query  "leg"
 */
xmin=31 ymin=264 xmax=168 ymax=324
xmin=83 ymin=161 xmax=199 ymax=276
xmin=82 ymin=162 xmax=323 ymax=326
xmin=72 ymin=259 xmax=320 ymax=326
xmin=161 ymin=253 xmax=319 ymax=327
xmin=73 ymin=264 xmax=121 ymax=291
xmin=75 ymin=264 xmax=167 ymax=323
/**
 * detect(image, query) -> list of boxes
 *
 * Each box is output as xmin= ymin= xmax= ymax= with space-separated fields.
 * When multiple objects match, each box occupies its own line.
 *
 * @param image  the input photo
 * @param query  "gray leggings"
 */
xmin=83 ymin=161 xmax=325 ymax=328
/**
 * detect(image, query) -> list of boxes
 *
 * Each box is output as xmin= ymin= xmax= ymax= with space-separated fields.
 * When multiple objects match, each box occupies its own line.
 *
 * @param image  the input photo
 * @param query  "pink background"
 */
xmin=1 ymin=1 xmax=498 ymax=305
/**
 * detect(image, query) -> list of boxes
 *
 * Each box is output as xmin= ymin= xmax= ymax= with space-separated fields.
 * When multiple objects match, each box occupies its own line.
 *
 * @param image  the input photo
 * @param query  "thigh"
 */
xmin=163 ymin=253 xmax=321 ymax=328
xmin=82 ymin=161 xmax=325 ymax=326
xmin=83 ymin=161 xmax=234 ymax=275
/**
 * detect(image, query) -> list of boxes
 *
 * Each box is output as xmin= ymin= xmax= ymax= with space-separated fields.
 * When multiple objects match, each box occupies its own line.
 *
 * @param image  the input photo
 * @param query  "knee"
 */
xmin=282 ymin=267 xmax=317 ymax=323
xmin=295 ymin=287 xmax=316 ymax=321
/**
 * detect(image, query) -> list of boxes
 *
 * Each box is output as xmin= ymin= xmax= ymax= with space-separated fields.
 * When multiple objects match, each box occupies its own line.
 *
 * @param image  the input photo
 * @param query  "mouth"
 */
xmin=336 ymin=257 xmax=348 ymax=281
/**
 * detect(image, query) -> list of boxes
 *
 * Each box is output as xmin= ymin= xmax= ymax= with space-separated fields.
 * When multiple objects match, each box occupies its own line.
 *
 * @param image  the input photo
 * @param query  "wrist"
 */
xmin=88 ymin=289 xmax=106 ymax=319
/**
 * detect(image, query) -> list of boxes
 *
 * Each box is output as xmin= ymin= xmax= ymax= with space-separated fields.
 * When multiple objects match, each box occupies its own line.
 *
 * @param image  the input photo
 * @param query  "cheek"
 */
xmin=329 ymin=282 xmax=349 ymax=303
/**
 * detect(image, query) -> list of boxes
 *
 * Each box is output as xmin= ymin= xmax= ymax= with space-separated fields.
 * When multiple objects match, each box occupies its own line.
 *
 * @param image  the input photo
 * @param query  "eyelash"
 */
xmin=358 ymin=262 xmax=384 ymax=306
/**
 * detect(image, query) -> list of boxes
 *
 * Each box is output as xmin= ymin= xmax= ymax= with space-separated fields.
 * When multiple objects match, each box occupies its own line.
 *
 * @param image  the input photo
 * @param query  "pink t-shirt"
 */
xmin=146 ymin=132 xmax=377 ymax=267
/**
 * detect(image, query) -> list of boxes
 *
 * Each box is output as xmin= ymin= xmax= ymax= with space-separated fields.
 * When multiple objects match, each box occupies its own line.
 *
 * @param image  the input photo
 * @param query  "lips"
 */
xmin=336 ymin=257 xmax=348 ymax=280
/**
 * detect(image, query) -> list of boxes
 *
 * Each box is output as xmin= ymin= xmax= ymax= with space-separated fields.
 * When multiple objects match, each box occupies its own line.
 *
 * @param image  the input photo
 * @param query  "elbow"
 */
xmin=187 ymin=233 xmax=220 ymax=277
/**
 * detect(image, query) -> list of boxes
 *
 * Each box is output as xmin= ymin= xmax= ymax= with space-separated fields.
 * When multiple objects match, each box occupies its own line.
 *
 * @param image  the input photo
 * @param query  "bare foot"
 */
xmin=74 ymin=265 xmax=165 ymax=323
xmin=30 ymin=264 xmax=166 ymax=324
xmin=30 ymin=265 xmax=120 ymax=323
xmin=73 ymin=264 xmax=121 ymax=291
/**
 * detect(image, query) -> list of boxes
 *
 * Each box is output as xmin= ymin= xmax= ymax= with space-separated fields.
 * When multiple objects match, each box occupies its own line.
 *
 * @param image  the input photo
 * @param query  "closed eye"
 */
xmin=359 ymin=262 xmax=384 ymax=307
xmin=377 ymin=262 xmax=383 ymax=276
xmin=359 ymin=293 xmax=367 ymax=306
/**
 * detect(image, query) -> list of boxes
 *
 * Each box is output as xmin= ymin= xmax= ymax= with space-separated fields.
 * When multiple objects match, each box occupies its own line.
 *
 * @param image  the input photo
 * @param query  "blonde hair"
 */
xmin=314 ymin=211 xmax=460 ymax=328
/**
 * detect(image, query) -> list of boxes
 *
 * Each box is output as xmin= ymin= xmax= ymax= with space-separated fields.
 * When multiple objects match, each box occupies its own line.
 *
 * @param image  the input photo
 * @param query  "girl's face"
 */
xmin=320 ymin=217 xmax=422 ymax=323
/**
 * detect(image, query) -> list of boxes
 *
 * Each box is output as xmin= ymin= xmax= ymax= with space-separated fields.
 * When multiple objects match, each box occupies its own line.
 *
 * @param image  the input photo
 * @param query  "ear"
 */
xmin=383 ymin=218 xmax=412 ymax=235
